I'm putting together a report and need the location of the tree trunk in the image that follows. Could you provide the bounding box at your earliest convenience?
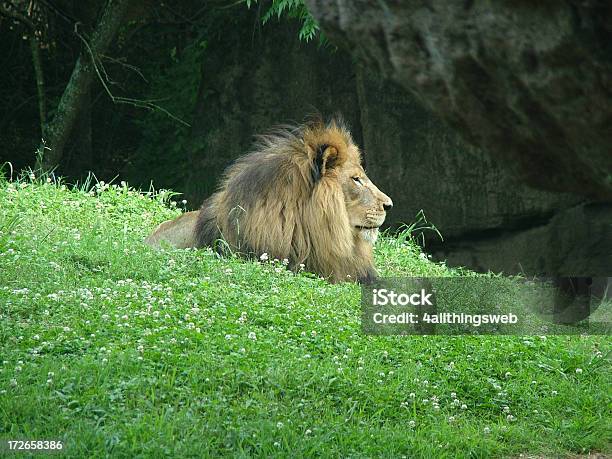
[36,0,132,171]
[0,4,47,144]
[66,88,93,178]
[30,34,46,139]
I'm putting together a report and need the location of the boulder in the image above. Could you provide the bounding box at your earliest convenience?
[305,0,612,200]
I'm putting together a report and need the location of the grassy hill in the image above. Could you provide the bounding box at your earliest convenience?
[0,175,610,458]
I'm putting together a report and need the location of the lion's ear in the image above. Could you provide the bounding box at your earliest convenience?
[312,144,339,182]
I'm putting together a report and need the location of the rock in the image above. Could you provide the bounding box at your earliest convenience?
[305,0,612,200]
[161,6,608,277]
[433,202,612,276]
[356,69,583,241]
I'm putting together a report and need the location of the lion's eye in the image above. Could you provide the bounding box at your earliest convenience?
[352,176,363,185]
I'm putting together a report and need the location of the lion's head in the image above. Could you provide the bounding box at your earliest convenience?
[193,117,392,282]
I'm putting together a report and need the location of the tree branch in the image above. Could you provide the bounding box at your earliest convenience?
[36,0,134,171]
[75,26,190,127]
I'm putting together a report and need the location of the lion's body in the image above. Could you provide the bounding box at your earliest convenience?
[145,118,392,283]
[144,211,198,249]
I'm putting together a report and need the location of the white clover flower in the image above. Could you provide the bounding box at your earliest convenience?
[483,427,491,434]
[276,422,284,428]
[260,253,269,261]
[248,331,257,340]
[408,420,416,428]
[575,368,583,374]
[305,429,312,435]
[450,392,457,399]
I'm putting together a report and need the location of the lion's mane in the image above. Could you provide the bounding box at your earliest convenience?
[194,118,377,283]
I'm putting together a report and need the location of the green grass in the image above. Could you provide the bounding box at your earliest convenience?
[0,175,610,458]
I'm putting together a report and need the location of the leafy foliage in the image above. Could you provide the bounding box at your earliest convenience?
[246,0,322,42]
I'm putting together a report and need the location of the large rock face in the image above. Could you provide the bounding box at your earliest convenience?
[356,69,582,241]
[305,0,612,201]
[175,7,608,276]
[434,202,612,277]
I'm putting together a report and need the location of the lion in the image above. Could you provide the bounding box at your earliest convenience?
[145,117,393,283]
[144,211,199,249]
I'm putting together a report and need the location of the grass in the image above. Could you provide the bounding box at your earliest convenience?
[0,174,610,458]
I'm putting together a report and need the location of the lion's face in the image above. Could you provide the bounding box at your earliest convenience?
[341,160,393,244]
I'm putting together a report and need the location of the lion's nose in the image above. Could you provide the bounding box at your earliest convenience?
[383,199,393,211]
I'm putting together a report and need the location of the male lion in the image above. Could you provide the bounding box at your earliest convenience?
[145,118,393,283]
